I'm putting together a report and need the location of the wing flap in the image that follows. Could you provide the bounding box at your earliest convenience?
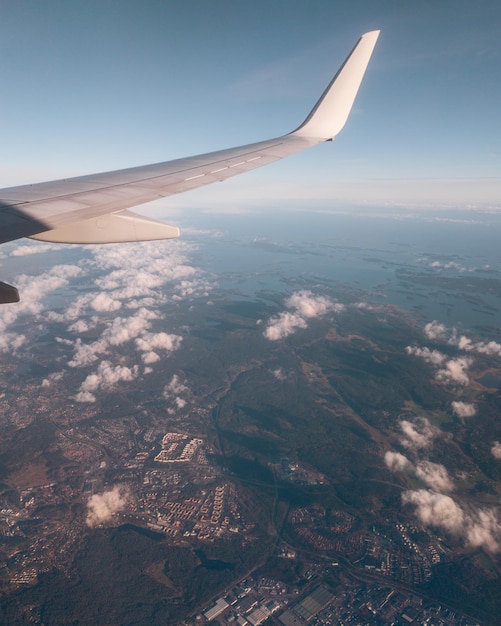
[30,210,180,244]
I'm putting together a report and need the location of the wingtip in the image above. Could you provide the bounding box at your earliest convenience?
[292,29,380,140]
[361,29,381,39]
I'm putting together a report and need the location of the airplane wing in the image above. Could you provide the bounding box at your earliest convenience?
[0,30,379,303]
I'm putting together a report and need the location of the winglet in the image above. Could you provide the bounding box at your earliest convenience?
[292,30,380,140]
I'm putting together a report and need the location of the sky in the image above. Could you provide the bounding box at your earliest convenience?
[1,0,500,213]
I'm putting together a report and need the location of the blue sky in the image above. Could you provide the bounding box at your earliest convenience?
[1,0,500,211]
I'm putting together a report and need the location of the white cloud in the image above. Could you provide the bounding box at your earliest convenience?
[90,292,122,312]
[419,321,501,360]
[454,334,501,356]
[402,490,464,533]
[135,331,182,356]
[405,345,446,365]
[164,374,189,396]
[429,260,466,272]
[491,441,501,460]
[68,308,183,371]
[10,242,64,257]
[0,264,82,353]
[285,291,339,318]
[86,485,130,527]
[384,451,413,472]
[474,340,501,357]
[264,312,307,341]
[75,361,139,402]
[451,401,476,419]
[264,290,343,341]
[271,368,286,381]
[384,451,452,492]
[414,461,454,492]
[163,374,190,413]
[399,417,438,450]
[436,357,472,385]
[402,489,501,553]
[424,321,448,341]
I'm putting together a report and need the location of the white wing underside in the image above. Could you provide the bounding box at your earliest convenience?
[0,31,379,248]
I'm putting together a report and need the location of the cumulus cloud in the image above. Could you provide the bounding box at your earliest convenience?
[473,340,501,357]
[285,291,338,318]
[164,374,189,396]
[405,345,446,365]
[75,361,139,403]
[491,441,501,460]
[264,312,307,341]
[264,290,344,341]
[0,264,82,353]
[10,242,64,257]
[399,417,438,451]
[402,489,501,553]
[384,452,453,492]
[421,320,501,359]
[418,321,501,367]
[135,331,182,361]
[271,368,286,381]
[414,461,454,492]
[429,260,466,272]
[451,401,476,419]
[90,292,122,312]
[436,357,472,385]
[86,485,130,527]
[68,308,182,372]
[163,375,190,413]
[384,451,413,472]
[424,321,448,341]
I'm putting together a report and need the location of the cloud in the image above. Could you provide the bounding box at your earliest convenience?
[75,361,139,403]
[271,368,286,381]
[421,320,501,359]
[402,489,501,553]
[473,340,501,357]
[405,345,446,365]
[424,321,448,341]
[436,357,472,385]
[68,308,182,371]
[414,461,454,492]
[264,312,307,341]
[418,321,501,364]
[384,451,453,492]
[429,260,467,272]
[264,290,344,341]
[10,242,64,257]
[90,292,122,312]
[399,417,438,451]
[135,331,182,361]
[451,401,476,419]
[285,291,339,318]
[491,442,501,460]
[163,375,190,413]
[455,335,501,357]
[164,374,189,396]
[384,451,413,472]
[86,485,130,527]
[0,264,82,353]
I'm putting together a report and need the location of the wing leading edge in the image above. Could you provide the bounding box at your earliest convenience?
[0,30,379,302]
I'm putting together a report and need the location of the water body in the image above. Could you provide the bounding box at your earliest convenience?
[184,208,501,335]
